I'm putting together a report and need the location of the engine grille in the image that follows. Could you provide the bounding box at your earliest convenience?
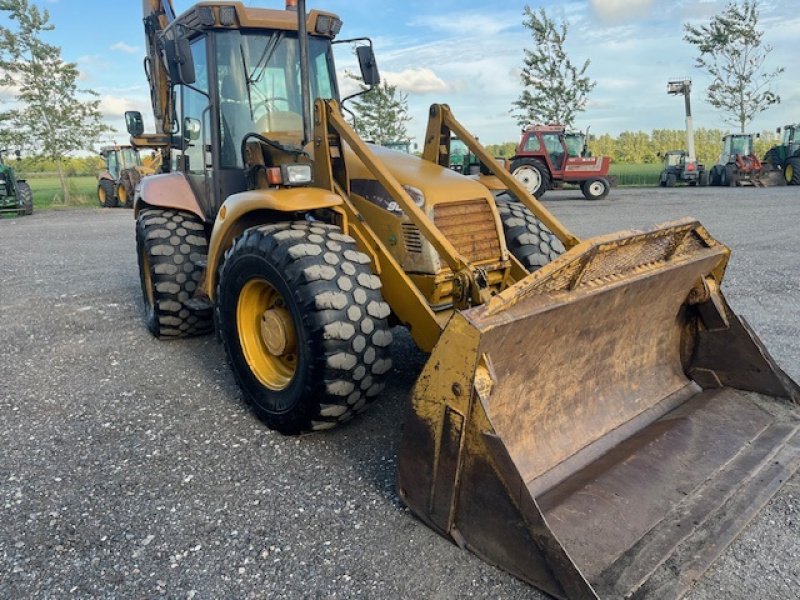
[434,199,502,263]
[402,222,423,254]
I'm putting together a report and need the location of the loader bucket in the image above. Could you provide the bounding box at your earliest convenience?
[398,218,800,600]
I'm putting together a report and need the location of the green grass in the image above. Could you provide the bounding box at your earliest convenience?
[24,176,98,209]
[609,163,663,187]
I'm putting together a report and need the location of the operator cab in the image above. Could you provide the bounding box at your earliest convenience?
[126,2,375,220]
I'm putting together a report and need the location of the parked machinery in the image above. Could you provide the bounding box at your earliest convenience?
[510,124,611,200]
[97,145,155,208]
[709,133,763,187]
[763,124,800,185]
[659,150,709,187]
[130,2,800,599]
[0,149,33,217]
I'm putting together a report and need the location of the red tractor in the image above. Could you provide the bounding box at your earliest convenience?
[510,124,611,200]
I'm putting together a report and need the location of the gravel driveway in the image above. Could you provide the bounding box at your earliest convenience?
[1,185,798,599]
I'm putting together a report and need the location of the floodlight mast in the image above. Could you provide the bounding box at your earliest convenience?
[668,78,696,165]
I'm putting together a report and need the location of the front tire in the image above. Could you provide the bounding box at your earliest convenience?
[98,179,117,208]
[135,208,212,338]
[786,157,800,185]
[510,158,550,199]
[665,173,677,188]
[217,221,393,434]
[581,177,610,200]
[118,169,140,208]
[17,181,33,216]
[495,196,564,271]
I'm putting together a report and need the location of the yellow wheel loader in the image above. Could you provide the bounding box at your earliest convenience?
[130,2,800,598]
[97,145,156,208]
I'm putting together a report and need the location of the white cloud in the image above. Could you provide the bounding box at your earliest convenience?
[409,12,519,37]
[111,42,141,55]
[589,0,654,23]
[99,95,145,118]
[383,68,450,94]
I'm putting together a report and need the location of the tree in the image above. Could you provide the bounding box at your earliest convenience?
[347,74,411,145]
[512,6,595,129]
[0,0,110,202]
[684,0,783,133]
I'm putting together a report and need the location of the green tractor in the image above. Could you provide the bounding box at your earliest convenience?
[0,149,33,217]
[763,124,800,185]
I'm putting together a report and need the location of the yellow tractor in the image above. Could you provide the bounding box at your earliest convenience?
[97,144,156,208]
[129,2,800,598]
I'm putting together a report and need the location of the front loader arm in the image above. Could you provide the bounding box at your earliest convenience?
[423,104,581,250]
[142,0,176,137]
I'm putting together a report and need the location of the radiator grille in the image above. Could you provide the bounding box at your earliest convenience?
[434,199,502,263]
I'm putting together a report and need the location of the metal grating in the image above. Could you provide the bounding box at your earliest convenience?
[433,199,502,263]
[402,222,424,254]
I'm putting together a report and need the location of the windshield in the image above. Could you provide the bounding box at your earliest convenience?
[120,148,141,168]
[565,134,584,157]
[666,153,683,167]
[216,30,337,168]
[728,136,751,156]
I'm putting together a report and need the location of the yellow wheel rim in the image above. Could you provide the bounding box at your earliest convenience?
[118,185,127,204]
[98,186,106,204]
[786,164,794,183]
[237,279,297,391]
[141,247,155,308]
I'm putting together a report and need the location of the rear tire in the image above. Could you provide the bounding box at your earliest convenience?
[217,221,393,434]
[135,208,212,338]
[786,157,800,185]
[17,181,33,216]
[510,158,550,199]
[495,196,565,271]
[699,170,709,187]
[665,173,677,188]
[98,179,117,208]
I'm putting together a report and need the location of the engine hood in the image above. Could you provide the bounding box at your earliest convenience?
[343,144,493,208]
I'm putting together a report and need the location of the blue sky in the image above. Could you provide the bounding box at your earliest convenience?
[14,0,800,145]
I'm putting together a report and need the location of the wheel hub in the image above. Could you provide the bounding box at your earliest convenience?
[260,307,295,357]
[514,167,541,193]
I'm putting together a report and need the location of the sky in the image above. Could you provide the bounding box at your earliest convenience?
[6,0,799,146]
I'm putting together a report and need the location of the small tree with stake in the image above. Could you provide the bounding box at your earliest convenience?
[347,73,411,146]
[0,0,110,203]
[512,6,595,129]
[683,0,783,133]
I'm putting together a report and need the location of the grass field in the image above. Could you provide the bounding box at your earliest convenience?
[23,176,98,210]
[609,163,663,187]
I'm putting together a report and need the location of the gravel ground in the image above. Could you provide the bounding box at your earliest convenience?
[1,185,798,599]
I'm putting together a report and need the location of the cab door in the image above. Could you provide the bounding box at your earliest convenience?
[541,132,567,172]
[174,36,215,219]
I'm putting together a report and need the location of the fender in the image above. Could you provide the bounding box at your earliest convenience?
[202,187,343,299]
[134,172,204,220]
[97,170,114,182]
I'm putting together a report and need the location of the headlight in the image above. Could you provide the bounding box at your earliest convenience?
[219,5,237,26]
[281,163,313,186]
[402,185,425,208]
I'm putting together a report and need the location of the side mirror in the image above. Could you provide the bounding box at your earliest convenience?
[14,150,21,161]
[184,117,201,141]
[776,127,782,134]
[125,111,145,137]
[356,45,380,87]
[163,32,196,85]
[756,133,761,139]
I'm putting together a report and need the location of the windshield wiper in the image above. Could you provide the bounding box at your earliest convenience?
[249,31,284,84]
[239,43,254,119]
